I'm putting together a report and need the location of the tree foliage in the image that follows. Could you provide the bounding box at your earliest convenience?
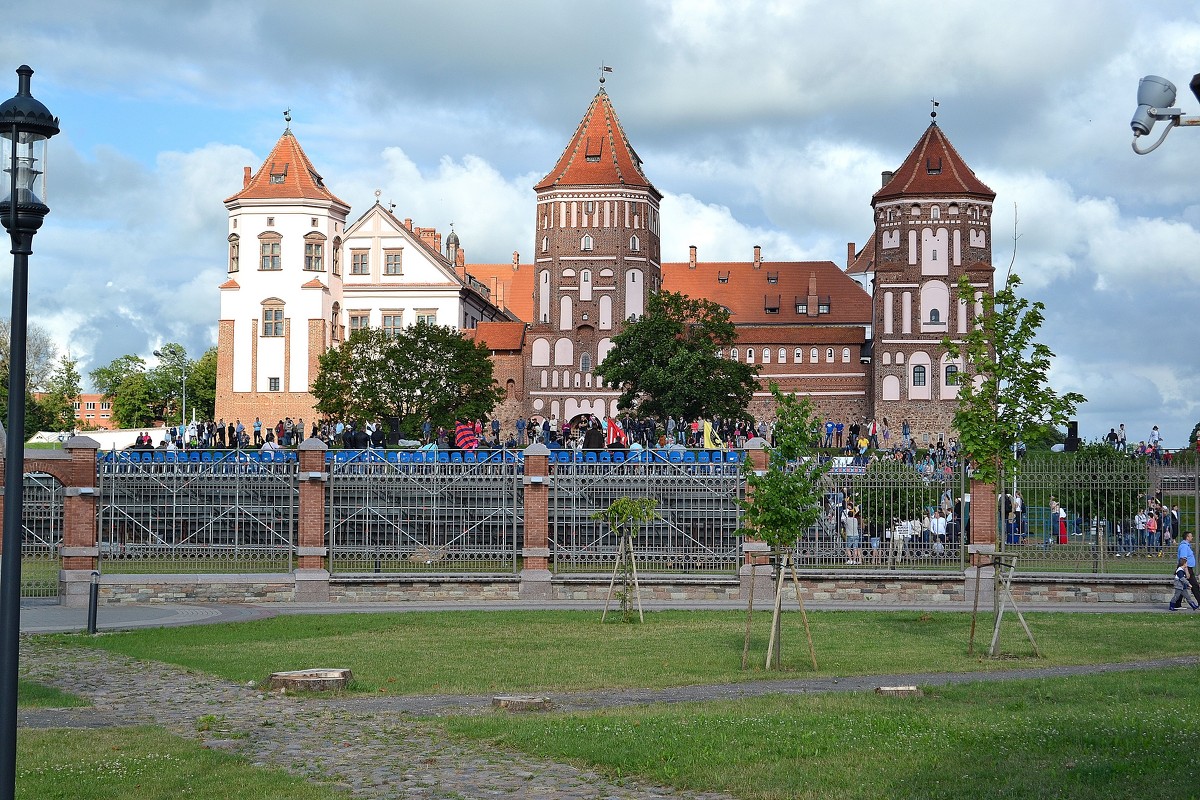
[188,347,218,422]
[0,319,58,392]
[944,273,1086,484]
[739,386,831,550]
[311,322,504,438]
[40,355,82,431]
[596,290,758,421]
[90,354,156,429]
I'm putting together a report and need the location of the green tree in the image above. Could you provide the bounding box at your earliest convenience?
[150,342,191,424]
[188,347,218,422]
[738,386,830,670]
[944,273,1086,484]
[38,355,82,431]
[596,290,758,421]
[90,354,156,429]
[311,322,504,438]
[0,318,59,391]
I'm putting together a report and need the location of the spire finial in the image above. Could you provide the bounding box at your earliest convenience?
[930,98,939,121]
[599,63,613,86]
[283,108,292,130]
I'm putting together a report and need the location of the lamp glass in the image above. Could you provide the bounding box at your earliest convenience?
[0,131,47,207]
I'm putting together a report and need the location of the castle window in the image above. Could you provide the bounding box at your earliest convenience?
[349,313,370,333]
[764,295,780,314]
[929,308,941,323]
[382,313,403,336]
[745,348,754,363]
[842,347,850,363]
[795,302,807,314]
[416,310,437,325]
[384,249,403,275]
[826,348,834,363]
[581,235,594,251]
[228,234,240,273]
[926,158,942,175]
[311,218,318,227]
[303,233,325,271]
[913,365,927,387]
[332,238,341,276]
[331,302,341,343]
[541,236,548,253]
[261,302,284,337]
[810,348,818,362]
[580,353,592,372]
[266,217,274,227]
[258,233,281,271]
[269,377,280,391]
[730,348,739,361]
[931,205,941,220]
[767,272,778,284]
[779,348,787,363]
[762,348,771,364]
[630,235,640,251]
[351,251,369,275]
[718,272,730,283]
[945,364,959,385]
[818,300,831,314]
[585,201,594,213]
[910,204,920,216]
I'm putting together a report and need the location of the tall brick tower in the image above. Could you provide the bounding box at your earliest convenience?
[524,83,662,425]
[869,120,995,445]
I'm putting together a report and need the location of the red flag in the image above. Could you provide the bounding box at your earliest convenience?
[605,417,627,447]
[454,421,478,449]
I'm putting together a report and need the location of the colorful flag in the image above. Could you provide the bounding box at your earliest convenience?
[703,420,726,451]
[604,417,627,447]
[454,420,478,450]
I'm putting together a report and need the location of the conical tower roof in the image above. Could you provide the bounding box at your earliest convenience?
[225,128,349,206]
[873,122,994,203]
[535,87,660,197]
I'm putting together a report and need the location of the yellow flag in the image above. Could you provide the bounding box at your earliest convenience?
[703,420,726,450]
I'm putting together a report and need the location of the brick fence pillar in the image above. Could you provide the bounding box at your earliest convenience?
[968,478,998,567]
[739,437,773,602]
[519,442,552,599]
[294,437,329,602]
[59,437,101,606]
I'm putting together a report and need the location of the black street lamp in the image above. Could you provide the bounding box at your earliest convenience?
[0,65,59,800]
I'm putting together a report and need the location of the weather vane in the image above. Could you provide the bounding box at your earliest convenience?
[284,108,292,130]
[930,99,939,120]
[599,63,613,85]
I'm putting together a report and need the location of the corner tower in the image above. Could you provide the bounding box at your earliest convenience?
[870,120,995,444]
[216,124,351,424]
[526,85,662,424]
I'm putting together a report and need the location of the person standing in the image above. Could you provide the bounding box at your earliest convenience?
[1117,424,1127,451]
[253,417,263,446]
[1178,532,1200,608]
[843,510,862,566]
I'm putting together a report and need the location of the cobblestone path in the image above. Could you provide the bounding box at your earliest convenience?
[19,638,734,800]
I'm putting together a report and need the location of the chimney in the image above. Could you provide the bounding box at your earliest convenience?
[847,242,856,269]
[512,250,520,269]
[881,170,894,188]
[243,166,252,189]
[807,272,819,317]
[688,245,697,269]
[456,248,465,267]
[753,245,762,270]
[404,218,413,231]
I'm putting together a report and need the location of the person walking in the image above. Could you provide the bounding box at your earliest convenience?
[1178,532,1200,608]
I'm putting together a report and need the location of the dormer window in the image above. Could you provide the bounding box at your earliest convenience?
[818,301,831,314]
[767,272,779,284]
[795,302,807,314]
[926,157,942,175]
[717,272,730,284]
[764,295,780,314]
[269,163,287,184]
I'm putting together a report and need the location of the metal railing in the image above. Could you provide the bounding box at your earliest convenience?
[548,449,745,575]
[998,455,1197,575]
[96,449,297,573]
[326,449,523,575]
[21,473,62,598]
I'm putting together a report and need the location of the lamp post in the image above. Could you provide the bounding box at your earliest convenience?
[0,65,59,800]
[153,348,188,435]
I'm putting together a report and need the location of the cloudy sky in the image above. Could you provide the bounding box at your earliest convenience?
[2,1,1198,445]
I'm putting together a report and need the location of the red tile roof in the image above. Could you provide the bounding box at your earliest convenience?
[225,129,349,206]
[535,89,660,197]
[301,277,326,290]
[466,321,527,351]
[846,233,876,275]
[462,262,536,322]
[662,260,871,325]
[219,278,240,290]
[873,123,994,203]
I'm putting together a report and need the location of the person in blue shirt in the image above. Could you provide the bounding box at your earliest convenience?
[1177,531,1200,608]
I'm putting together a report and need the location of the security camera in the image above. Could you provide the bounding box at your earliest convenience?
[1131,75,1176,137]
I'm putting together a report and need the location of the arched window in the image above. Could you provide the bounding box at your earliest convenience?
[331,237,342,276]
[541,236,548,252]
[228,234,240,273]
[762,348,771,364]
[912,365,927,387]
[258,232,282,271]
[945,364,959,385]
[810,348,818,362]
[842,347,850,363]
[581,234,594,251]
[630,235,640,251]
[261,299,284,337]
[580,353,592,372]
[731,348,739,361]
[795,348,803,363]
[930,308,940,323]
[826,348,834,363]
[330,302,341,343]
[745,348,755,364]
[778,348,787,363]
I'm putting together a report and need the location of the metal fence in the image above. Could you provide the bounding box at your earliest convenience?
[548,449,745,575]
[96,450,297,573]
[21,473,62,598]
[326,449,523,575]
[998,455,1198,575]
[786,458,968,571]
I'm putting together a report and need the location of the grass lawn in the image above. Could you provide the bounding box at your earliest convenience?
[441,667,1200,800]
[48,610,1200,695]
[18,680,87,709]
[18,726,349,800]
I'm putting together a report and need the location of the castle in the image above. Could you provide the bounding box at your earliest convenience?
[215,84,995,444]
